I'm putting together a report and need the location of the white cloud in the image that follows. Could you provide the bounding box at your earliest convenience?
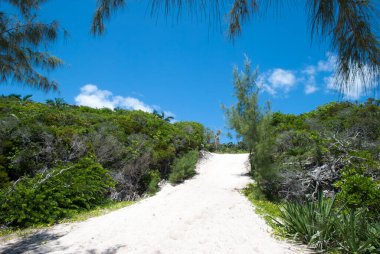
[164,111,176,118]
[75,85,115,109]
[305,84,318,94]
[262,83,277,96]
[303,65,316,76]
[301,66,318,95]
[324,66,376,100]
[258,68,297,96]
[324,75,364,100]
[257,75,276,95]
[115,96,153,112]
[75,84,153,112]
[268,69,297,89]
[317,52,337,72]
[252,51,376,98]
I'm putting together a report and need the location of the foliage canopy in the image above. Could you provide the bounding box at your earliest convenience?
[0,96,206,227]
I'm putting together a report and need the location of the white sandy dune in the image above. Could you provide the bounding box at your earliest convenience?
[0,153,309,254]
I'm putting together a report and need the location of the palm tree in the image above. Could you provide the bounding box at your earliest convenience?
[8,94,21,100]
[92,0,379,92]
[153,110,174,122]
[164,115,174,122]
[46,99,55,106]
[46,98,67,109]
[20,95,33,105]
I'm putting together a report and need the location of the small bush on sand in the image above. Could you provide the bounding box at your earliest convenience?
[141,170,161,195]
[169,150,199,184]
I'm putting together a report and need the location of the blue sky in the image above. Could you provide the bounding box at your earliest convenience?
[1,1,378,141]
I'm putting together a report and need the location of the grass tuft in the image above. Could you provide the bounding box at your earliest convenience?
[243,183,282,232]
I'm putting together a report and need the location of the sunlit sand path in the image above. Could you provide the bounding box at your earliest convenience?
[0,153,308,254]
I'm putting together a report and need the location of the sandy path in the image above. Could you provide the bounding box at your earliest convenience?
[0,153,307,254]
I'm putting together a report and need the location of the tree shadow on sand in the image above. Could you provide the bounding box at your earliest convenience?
[0,231,65,254]
[0,230,126,254]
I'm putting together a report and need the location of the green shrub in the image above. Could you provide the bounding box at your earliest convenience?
[335,165,380,211]
[0,157,114,227]
[141,170,161,195]
[0,167,10,189]
[0,97,206,202]
[169,150,199,184]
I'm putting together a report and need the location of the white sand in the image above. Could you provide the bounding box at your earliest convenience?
[0,153,309,254]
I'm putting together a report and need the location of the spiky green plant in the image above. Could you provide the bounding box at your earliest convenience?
[276,195,336,250]
[369,223,380,250]
[276,196,380,253]
[336,209,377,254]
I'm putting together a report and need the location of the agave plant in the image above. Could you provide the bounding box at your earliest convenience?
[276,195,380,253]
[275,195,337,250]
[369,223,380,250]
[336,209,377,254]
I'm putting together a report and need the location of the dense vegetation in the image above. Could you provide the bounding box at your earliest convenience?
[267,101,380,253]
[225,59,380,253]
[0,96,205,228]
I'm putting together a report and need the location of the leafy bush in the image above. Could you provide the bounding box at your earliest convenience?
[231,97,380,202]
[141,170,161,195]
[0,157,114,227]
[169,150,199,184]
[0,97,206,202]
[0,167,9,189]
[335,164,380,211]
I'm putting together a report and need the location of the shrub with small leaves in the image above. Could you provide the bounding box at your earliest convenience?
[169,150,199,184]
[0,157,114,227]
[335,164,380,211]
[141,170,161,195]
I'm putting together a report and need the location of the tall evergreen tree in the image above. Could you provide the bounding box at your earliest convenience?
[224,57,278,193]
[223,57,261,153]
[0,0,63,91]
